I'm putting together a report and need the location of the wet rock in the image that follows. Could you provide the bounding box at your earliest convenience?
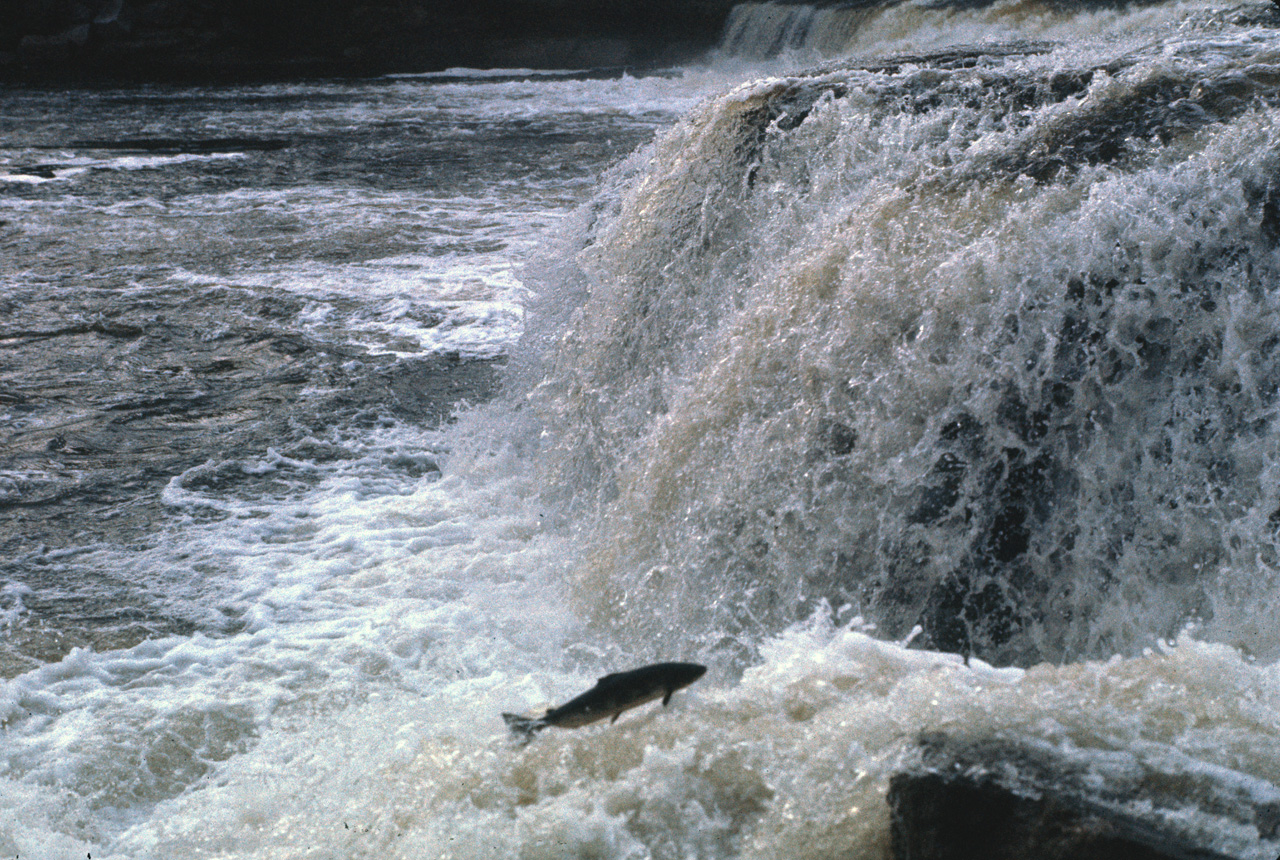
[889,732,1278,860]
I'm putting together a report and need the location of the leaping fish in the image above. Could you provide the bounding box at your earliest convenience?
[502,661,707,739]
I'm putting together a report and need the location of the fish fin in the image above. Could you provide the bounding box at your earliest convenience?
[662,690,672,706]
[502,712,545,740]
[611,711,621,724]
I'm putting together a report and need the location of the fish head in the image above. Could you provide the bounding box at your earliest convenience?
[662,662,707,690]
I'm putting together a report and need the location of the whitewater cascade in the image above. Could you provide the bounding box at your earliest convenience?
[510,21,1280,667]
[717,0,1220,61]
[720,1,869,58]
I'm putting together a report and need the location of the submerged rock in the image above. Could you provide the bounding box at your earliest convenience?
[888,732,1280,860]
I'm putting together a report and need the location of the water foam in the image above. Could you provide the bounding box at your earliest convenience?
[718,0,1222,63]
[63,619,1280,860]
[1,436,585,856]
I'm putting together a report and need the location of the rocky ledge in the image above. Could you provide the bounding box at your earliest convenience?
[889,732,1280,860]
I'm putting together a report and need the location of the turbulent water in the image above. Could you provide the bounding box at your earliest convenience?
[5,1,1280,858]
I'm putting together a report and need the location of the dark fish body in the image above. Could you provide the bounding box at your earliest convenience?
[503,662,707,739]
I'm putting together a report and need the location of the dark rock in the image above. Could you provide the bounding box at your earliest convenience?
[889,732,1278,860]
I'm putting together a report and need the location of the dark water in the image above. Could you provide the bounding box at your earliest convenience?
[0,76,667,674]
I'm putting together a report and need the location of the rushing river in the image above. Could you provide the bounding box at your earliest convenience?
[5,1,1280,857]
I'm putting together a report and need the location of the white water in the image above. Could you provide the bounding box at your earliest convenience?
[717,0,1219,62]
[5,6,1280,860]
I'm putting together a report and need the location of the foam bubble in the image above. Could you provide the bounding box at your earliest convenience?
[81,619,1280,860]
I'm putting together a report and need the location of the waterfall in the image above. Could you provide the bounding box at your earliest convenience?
[514,36,1280,666]
[719,1,874,58]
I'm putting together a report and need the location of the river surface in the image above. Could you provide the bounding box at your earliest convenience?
[0,70,700,675]
[4,2,1280,858]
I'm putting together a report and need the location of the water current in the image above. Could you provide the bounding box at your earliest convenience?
[5,1,1280,857]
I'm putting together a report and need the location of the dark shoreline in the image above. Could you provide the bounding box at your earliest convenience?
[2,0,743,83]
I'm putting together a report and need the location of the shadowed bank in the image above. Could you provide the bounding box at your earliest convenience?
[2,0,742,80]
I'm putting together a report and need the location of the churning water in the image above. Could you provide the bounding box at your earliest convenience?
[5,1,1280,857]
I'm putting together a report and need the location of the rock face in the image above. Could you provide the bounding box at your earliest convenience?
[1,0,742,81]
[888,733,1280,860]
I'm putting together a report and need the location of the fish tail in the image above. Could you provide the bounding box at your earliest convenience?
[502,712,545,739]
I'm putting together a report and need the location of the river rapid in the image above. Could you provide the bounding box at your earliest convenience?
[4,1,1280,858]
